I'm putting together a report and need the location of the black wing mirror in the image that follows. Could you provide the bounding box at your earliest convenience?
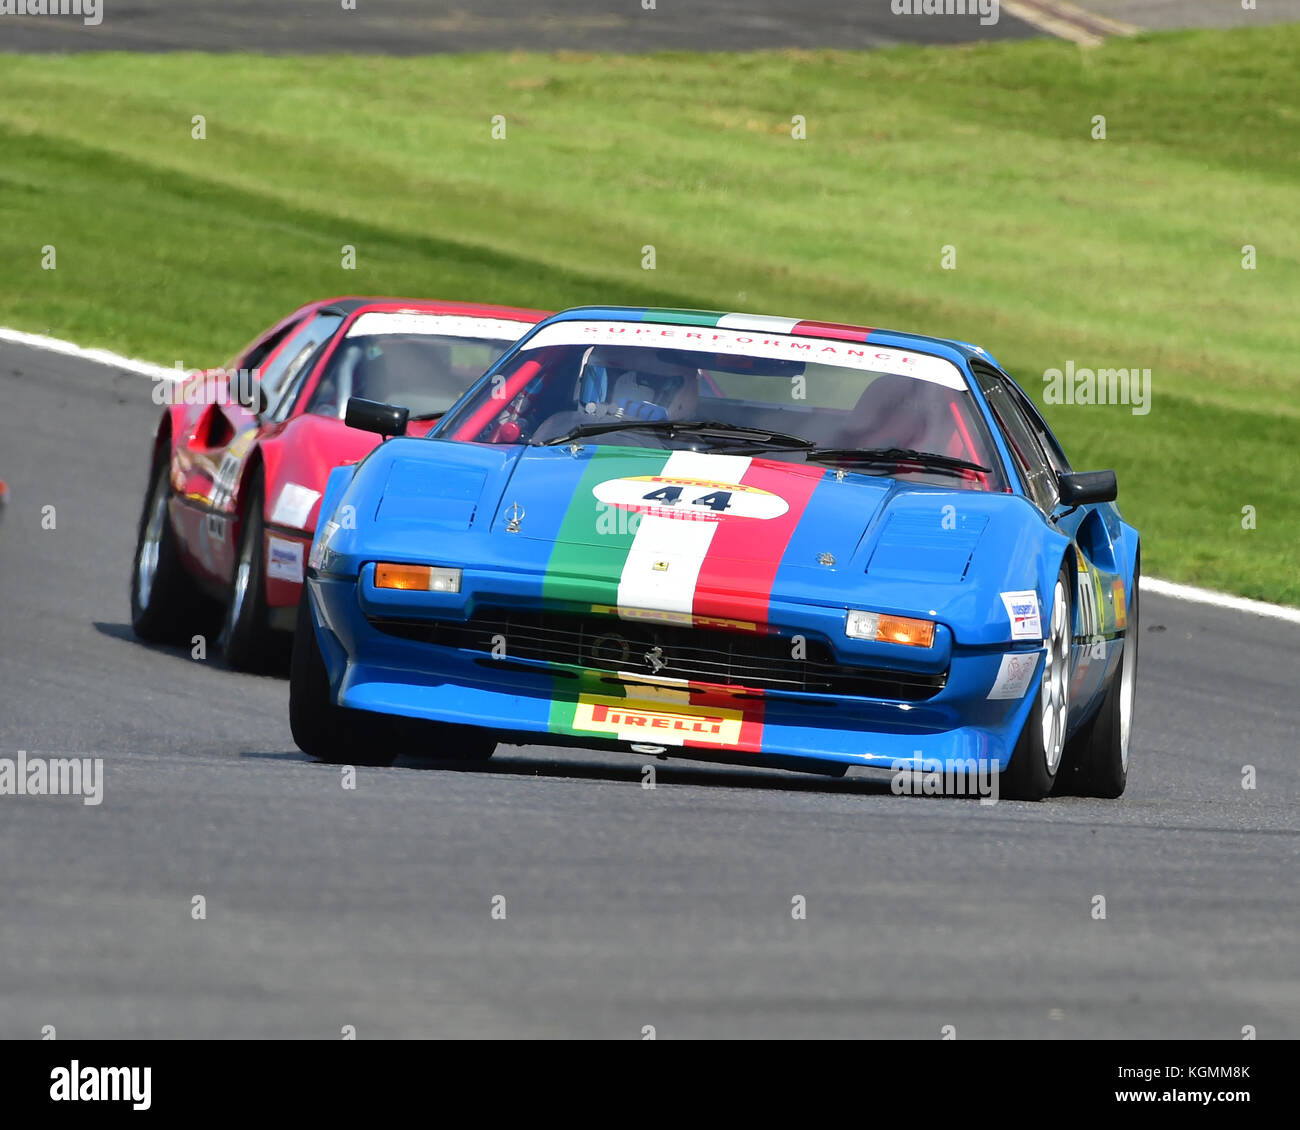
[345,397,409,439]
[1058,469,1117,507]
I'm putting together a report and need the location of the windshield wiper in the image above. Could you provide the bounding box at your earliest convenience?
[409,411,446,422]
[539,418,816,450]
[803,447,990,476]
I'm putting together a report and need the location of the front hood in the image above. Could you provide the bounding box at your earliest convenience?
[480,445,905,630]
[327,439,1067,648]
[494,445,892,567]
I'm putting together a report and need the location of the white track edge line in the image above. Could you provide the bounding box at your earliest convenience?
[0,326,183,381]
[3,324,1297,624]
[1140,577,1300,627]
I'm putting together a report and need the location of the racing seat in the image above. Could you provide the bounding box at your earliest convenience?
[835,373,964,456]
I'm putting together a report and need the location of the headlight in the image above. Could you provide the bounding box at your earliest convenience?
[308,520,340,571]
[375,564,462,593]
[845,609,935,648]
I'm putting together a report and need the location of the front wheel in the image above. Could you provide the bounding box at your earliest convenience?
[289,590,495,766]
[1000,566,1072,801]
[289,587,395,766]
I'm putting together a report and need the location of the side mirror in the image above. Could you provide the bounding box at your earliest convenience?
[345,397,409,438]
[1058,469,1117,507]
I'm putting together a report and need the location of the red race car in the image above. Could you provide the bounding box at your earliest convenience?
[130,296,550,669]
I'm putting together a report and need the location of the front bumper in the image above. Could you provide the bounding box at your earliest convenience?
[308,570,1045,773]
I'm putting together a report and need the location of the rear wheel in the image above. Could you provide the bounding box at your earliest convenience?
[130,444,218,644]
[1056,562,1138,798]
[1000,566,1072,801]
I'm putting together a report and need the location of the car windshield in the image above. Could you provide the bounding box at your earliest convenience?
[307,313,534,420]
[439,318,1007,490]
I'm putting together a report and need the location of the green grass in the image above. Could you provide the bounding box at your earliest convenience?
[0,29,1297,602]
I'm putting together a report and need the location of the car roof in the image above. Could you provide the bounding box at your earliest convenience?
[312,296,553,322]
[539,306,1001,371]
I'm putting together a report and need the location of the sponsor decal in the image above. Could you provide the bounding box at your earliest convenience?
[521,319,967,389]
[1074,552,1106,641]
[1113,579,1127,628]
[266,536,304,583]
[207,431,257,512]
[572,694,746,747]
[986,651,1040,700]
[592,475,789,522]
[270,482,321,530]
[1000,590,1041,641]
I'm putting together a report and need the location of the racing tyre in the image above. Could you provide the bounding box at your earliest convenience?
[387,716,498,763]
[1000,565,1072,801]
[289,588,395,767]
[289,590,492,765]
[1056,561,1138,798]
[131,444,218,644]
[221,466,277,672]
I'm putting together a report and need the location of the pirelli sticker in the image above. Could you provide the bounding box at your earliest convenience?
[572,694,746,747]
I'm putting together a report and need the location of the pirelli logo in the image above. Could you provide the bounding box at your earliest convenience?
[572,695,745,746]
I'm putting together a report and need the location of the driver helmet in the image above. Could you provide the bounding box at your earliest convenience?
[578,346,699,421]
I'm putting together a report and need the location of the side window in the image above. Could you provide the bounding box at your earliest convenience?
[257,312,344,420]
[1009,380,1072,475]
[240,320,302,373]
[975,368,1059,513]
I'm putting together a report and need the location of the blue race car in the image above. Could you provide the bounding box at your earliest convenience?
[290,307,1140,800]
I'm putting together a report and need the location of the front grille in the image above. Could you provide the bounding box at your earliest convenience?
[369,609,947,701]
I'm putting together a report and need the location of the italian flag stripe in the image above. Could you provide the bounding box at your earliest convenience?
[616,451,751,621]
[542,447,669,613]
[791,320,873,342]
[692,458,825,627]
[716,313,801,334]
[543,448,821,753]
[642,309,727,327]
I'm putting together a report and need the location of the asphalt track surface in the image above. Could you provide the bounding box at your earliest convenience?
[5,0,1294,54]
[0,0,1039,53]
[1,340,1297,1039]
